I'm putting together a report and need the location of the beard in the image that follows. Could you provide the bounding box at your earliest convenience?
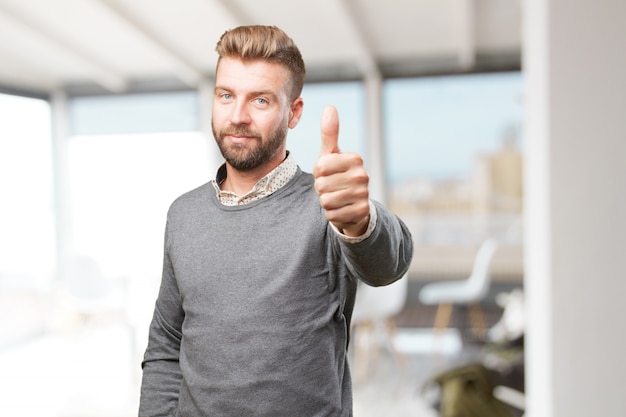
[212,122,288,171]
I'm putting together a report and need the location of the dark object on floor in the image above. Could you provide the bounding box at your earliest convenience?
[426,363,516,417]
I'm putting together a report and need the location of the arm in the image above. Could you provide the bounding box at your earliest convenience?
[139,224,185,416]
[314,106,414,285]
[334,200,413,286]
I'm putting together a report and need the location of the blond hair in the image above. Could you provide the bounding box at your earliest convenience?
[215,25,306,101]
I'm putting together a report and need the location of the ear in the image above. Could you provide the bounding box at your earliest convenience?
[288,97,304,129]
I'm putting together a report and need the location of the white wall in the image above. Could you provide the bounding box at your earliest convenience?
[524,1,626,416]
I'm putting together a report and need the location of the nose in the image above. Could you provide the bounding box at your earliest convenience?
[229,100,251,125]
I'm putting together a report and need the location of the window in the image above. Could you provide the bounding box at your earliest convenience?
[0,93,54,345]
[67,132,211,281]
[0,93,54,288]
[384,72,524,279]
[287,82,366,173]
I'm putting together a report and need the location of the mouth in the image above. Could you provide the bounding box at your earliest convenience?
[220,126,260,145]
[226,134,254,145]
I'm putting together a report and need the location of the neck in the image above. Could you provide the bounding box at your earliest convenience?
[221,168,263,196]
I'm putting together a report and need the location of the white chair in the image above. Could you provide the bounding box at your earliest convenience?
[418,239,499,338]
[350,274,408,380]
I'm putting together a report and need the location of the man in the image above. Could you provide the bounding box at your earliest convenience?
[139,25,413,416]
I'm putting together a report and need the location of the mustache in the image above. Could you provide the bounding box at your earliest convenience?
[219,125,261,140]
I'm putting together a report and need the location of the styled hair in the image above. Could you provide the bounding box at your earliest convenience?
[215,25,306,101]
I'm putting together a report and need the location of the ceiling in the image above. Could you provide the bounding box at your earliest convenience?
[0,0,522,98]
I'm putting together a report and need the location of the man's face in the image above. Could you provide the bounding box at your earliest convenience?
[212,57,302,172]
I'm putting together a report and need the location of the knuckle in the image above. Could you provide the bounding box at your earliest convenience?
[314,155,334,177]
[346,153,364,165]
[355,168,369,184]
[356,187,369,200]
[318,193,332,209]
[357,201,370,216]
[314,176,328,194]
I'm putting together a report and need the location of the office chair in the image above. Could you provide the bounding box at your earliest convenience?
[418,239,499,338]
[351,274,408,380]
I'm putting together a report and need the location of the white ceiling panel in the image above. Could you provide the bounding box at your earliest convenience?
[0,0,522,96]
[352,0,466,58]
[476,0,522,51]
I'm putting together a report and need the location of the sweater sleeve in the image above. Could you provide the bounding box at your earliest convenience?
[337,200,414,287]
[139,221,185,416]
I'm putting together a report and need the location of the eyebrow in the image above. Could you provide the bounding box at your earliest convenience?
[215,85,278,97]
[214,84,231,93]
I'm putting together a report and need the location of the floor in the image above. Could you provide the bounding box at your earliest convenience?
[351,328,470,417]
[0,298,510,417]
[350,300,506,417]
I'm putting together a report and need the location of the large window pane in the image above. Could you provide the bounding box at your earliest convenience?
[384,72,524,280]
[70,92,198,135]
[1,92,213,415]
[288,82,366,173]
[0,93,54,346]
[67,131,211,293]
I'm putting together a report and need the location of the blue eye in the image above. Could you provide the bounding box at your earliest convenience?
[256,98,268,105]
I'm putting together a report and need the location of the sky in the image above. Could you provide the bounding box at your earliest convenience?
[383,72,523,182]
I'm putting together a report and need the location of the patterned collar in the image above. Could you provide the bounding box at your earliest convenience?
[211,153,299,206]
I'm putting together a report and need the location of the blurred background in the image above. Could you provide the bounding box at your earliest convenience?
[1,1,624,416]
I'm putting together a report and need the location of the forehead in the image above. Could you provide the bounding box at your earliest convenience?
[215,57,291,95]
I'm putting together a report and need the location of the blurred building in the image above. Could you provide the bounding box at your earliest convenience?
[472,127,523,213]
[389,127,524,283]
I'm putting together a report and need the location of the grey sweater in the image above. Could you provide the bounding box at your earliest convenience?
[139,168,413,416]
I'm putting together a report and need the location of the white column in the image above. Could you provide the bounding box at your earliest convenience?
[197,78,223,173]
[364,72,386,205]
[524,1,626,416]
[50,90,73,282]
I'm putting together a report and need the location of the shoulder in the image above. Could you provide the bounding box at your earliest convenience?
[295,169,314,188]
[273,170,320,208]
[168,181,215,217]
[285,168,315,194]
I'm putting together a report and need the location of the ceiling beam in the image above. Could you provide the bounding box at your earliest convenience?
[332,0,380,79]
[96,0,205,88]
[458,0,477,69]
[0,3,126,93]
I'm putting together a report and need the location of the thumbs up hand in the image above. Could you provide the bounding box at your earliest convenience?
[313,106,370,237]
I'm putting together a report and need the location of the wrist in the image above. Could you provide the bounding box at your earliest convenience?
[341,215,370,237]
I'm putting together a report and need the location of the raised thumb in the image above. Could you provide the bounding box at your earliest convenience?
[320,105,340,156]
